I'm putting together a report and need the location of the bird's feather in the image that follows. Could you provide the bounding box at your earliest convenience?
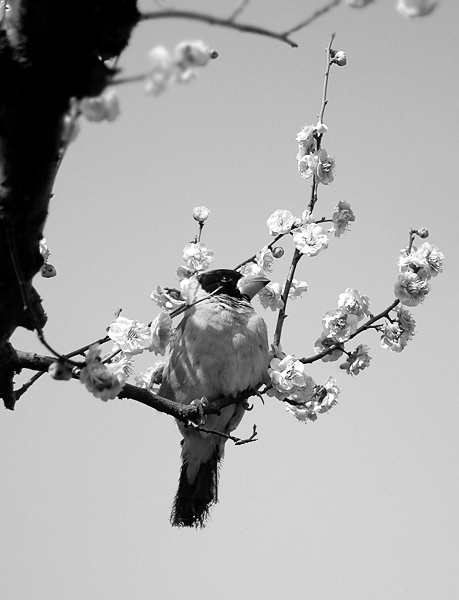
[159,271,269,527]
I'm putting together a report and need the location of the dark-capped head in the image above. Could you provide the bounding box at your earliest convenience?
[197,269,243,299]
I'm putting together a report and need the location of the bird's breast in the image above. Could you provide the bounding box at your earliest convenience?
[161,296,268,404]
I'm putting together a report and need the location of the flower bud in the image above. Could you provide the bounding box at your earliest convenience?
[416,228,429,239]
[293,217,303,228]
[40,263,57,278]
[332,51,347,66]
[315,122,328,135]
[192,206,210,223]
[272,247,284,259]
[48,361,73,381]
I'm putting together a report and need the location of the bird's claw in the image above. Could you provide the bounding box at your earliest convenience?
[190,396,209,426]
[242,400,254,411]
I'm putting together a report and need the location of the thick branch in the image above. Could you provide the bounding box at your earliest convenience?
[0,0,139,347]
[8,349,259,421]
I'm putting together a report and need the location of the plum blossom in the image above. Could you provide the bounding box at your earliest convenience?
[135,361,165,390]
[48,361,72,381]
[80,90,120,122]
[380,306,416,352]
[314,333,344,362]
[267,209,295,236]
[340,345,372,376]
[79,345,126,401]
[398,243,444,280]
[337,288,371,321]
[329,201,355,237]
[175,40,217,68]
[322,377,342,409]
[267,354,316,404]
[293,223,329,257]
[298,149,335,184]
[108,316,151,356]
[256,246,274,273]
[394,272,430,306]
[241,246,274,278]
[322,308,359,343]
[258,282,284,311]
[284,376,342,423]
[296,124,316,160]
[150,311,173,356]
[183,241,214,272]
[151,286,184,311]
[397,0,438,18]
[284,279,308,299]
[146,41,217,94]
[145,46,174,94]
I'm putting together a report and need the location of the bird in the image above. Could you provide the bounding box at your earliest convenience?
[159,268,269,527]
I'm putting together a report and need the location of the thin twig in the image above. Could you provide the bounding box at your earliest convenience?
[283,0,342,36]
[234,233,285,271]
[319,33,336,124]
[299,299,400,364]
[307,33,335,214]
[228,0,249,22]
[139,5,340,48]
[140,10,298,47]
[169,285,223,319]
[192,423,258,445]
[273,248,302,346]
[14,372,44,400]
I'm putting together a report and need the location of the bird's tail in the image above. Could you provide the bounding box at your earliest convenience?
[171,449,220,528]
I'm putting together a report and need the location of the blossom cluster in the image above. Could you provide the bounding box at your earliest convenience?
[380,305,416,353]
[315,289,371,366]
[394,241,443,307]
[79,344,128,402]
[267,347,342,423]
[296,123,336,185]
[78,311,174,401]
[146,40,217,95]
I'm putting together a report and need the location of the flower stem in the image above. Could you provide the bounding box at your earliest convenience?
[234,233,285,271]
[319,33,335,124]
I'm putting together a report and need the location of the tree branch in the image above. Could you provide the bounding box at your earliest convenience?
[7,348,261,422]
[140,1,342,48]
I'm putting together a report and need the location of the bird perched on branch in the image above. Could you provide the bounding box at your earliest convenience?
[159,269,269,527]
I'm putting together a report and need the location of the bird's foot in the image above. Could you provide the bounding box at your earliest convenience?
[189,396,209,426]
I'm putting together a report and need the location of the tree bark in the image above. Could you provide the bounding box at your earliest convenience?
[0,0,139,407]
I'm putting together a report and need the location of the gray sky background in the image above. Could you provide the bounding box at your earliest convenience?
[2,1,459,599]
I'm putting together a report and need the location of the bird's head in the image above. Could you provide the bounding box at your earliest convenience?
[196,269,269,301]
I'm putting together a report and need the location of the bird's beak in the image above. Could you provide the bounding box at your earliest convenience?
[238,275,270,300]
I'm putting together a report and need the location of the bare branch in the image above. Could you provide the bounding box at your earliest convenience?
[283,1,342,37]
[228,0,250,22]
[192,423,258,445]
[140,2,342,48]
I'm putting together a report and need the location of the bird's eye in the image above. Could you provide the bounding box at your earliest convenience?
[220,275,230,282]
